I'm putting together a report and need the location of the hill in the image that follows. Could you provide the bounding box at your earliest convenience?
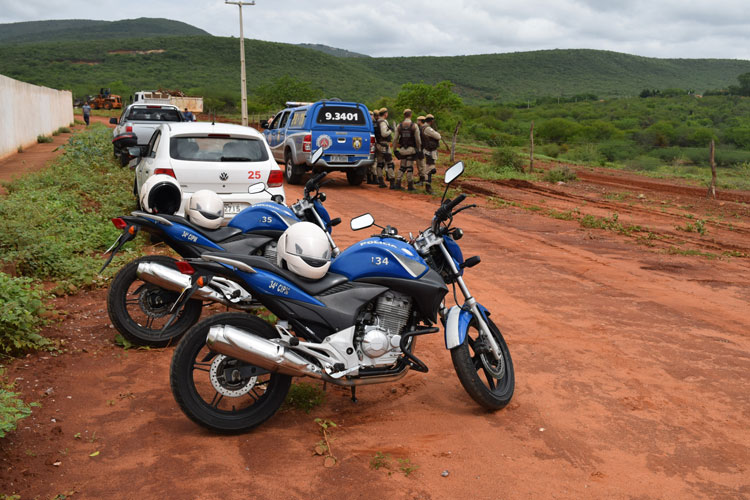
[0,34,748,104]
[0,18,210,44]
[296,43,370,58]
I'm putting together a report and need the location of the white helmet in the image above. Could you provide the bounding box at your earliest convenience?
[277,222,332,280]
[140,174,182,215]
[188,190,224,230]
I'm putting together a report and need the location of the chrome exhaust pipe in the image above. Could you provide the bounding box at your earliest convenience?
[206,325,323,378]
[136,261,228,305]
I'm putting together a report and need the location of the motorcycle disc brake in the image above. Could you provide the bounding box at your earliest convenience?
[137,285,176,319]
[209,355,258,397]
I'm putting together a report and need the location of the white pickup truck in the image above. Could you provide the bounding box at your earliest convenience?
[110,103,186,166]
[133,91,203,113]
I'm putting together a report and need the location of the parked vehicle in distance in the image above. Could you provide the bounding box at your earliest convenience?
[261,99,374,185]
[91,87,122,110]
[110,103,186,166]
[133,90,203,113]
[130,122,285,223]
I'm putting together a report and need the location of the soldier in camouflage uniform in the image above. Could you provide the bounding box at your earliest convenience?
[392,108,422,191]
[415,116,426,186]
[366,110,379,184]
[373,108,395,188]
[420,114,441,194]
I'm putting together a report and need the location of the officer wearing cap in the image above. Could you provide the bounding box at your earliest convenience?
[421,114,441,194]
[392,108,422,191]
[373,108,395,188]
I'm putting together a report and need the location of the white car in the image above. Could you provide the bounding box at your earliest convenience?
[132,122,285,222]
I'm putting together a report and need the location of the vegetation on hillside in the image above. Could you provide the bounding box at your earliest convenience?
[0,18,209,44]
[2,36,750,106]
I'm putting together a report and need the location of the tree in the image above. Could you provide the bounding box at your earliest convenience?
[394,81,462,119]
[253,75,320,109]
[737,72,750,96]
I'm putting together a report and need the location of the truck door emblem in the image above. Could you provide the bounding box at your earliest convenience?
[352,137,362,150]
[219,172,228,181]
[316,135,332,149]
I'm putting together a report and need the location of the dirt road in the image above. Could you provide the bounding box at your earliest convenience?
[1,162,749,499]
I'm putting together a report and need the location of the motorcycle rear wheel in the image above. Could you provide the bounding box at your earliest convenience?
[170,312,291,433]
[451,315,514,410]
[107,255,203,347]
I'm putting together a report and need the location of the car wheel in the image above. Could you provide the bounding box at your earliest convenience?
[284,154,304,185]
[346,166,366,186]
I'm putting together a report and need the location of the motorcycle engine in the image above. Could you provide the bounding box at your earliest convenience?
[262,241,277,263]
[356,291,412,368]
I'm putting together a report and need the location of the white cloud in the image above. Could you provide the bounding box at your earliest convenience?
[0,0,749,60]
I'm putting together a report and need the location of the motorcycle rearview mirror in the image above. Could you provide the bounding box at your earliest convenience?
[311,147,324,165]
[350,213,374,231]
[248,182,266,194]
[444,161,465,185]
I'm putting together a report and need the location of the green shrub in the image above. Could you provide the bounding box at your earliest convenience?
[492,147,525,172]
[543,166,577,183]
[563,143,602,164]
[537,118,580,144]
[0,125,141,286]
[625,155,662,172]
[0,273,50,355]
[539,144,561,158]
[283,382,325,413]
[57,126,71,134]
[36,135,53,143]
[1,375,37,438]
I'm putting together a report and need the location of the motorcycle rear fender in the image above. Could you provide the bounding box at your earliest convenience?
[444,303,490,349]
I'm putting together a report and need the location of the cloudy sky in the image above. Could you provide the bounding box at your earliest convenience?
[1,0,749,60]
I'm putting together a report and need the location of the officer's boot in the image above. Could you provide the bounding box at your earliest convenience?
[414,175,424,186]
[407,179,416,191]
[378,176,387,188]
[424,182,432,194]
[395,179,403,190]
[389,178,396,190]
[367,172,377,185]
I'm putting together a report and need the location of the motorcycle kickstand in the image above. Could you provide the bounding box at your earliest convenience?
[350,386,357,403]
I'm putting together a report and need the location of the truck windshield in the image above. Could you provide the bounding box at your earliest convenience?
[127,108,182,122]
[170,137,269,162]
[315,106,366,125]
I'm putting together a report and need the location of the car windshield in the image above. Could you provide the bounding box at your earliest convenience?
[127,108,182,122]
[170,136,269,162]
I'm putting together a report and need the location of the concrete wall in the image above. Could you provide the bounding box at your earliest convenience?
[0,74,74,160]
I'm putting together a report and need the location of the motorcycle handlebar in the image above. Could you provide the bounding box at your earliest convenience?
[445,193,467,212]
[305,172,327,196]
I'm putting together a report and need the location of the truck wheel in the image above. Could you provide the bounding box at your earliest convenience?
[284,154,304,185]
[346,166,366,186]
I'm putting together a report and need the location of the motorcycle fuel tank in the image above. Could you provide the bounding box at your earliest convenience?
[330,237,428,281]
[228,202,299,233]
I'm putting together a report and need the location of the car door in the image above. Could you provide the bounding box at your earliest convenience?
[136,129,163,194]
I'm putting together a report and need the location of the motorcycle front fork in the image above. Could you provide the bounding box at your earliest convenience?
[438,242,502,361]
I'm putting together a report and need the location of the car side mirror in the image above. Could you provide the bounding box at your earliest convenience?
[109,117,118,125]
[350,213,374,231]
[127,146,142,158]
[260,120,269,129]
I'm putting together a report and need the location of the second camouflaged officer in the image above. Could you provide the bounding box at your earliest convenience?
[420,114,441,193]
[392,108,422,191]
[374,108,395,188]
[367,110,379,184]
[415,116,426,186]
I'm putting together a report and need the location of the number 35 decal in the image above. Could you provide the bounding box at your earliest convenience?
[248,171,261,179]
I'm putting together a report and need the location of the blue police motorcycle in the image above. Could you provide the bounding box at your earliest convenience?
[102,150,340,347]
[169,161,514,433]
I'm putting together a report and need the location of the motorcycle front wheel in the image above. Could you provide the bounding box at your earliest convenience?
[170,312,292,434]
[451,315,514,410]
[107,255,203,347]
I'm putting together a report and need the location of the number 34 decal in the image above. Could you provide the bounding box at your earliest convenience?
[371,256,389,265]
[248,171,261,179]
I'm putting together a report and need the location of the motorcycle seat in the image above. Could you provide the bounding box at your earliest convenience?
[160,215,243,243]
[205,253,348,297]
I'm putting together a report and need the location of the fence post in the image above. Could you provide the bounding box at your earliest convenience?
[707,139,717,199]
[529,121,535,173]
[450,121,461,163]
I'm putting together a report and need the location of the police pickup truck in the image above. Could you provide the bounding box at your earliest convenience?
[262,99,374,185]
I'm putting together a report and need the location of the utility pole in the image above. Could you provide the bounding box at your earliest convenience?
[226,0,255,126]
